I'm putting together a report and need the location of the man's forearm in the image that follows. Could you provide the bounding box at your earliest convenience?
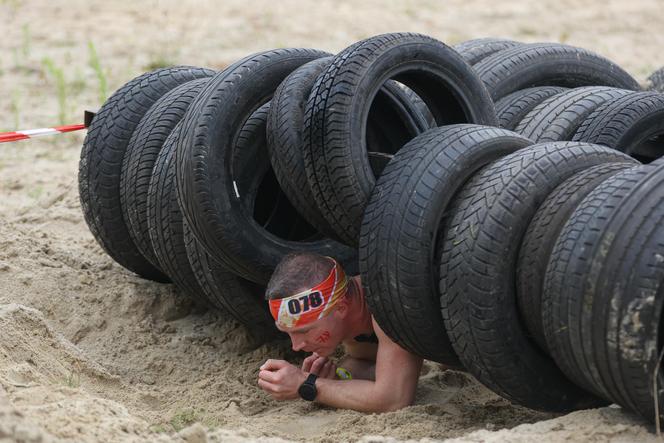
[338,356,376,381]
[314,378,412,413]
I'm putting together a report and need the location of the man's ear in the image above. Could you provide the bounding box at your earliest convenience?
[335,298,350,317]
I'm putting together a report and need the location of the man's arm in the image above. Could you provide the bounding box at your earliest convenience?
[314,319,422,412]
[258,319,422,412]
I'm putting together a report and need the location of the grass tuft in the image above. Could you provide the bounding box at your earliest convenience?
[144,54,175,71]
[88,41,107,104]
[10,90,20,128]
[27,185,44,200]
[21,23,31,57]
[170,409,199,431]
[42,57,67,125]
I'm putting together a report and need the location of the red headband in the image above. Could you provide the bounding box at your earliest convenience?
[269,259,348,329]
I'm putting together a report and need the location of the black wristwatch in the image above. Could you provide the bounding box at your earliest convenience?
[298,373,318,401]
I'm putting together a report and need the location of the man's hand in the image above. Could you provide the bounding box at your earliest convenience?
[257,359,307,400]
[301,353,336,379]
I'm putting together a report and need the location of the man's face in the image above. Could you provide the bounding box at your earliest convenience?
[276,311,343,357]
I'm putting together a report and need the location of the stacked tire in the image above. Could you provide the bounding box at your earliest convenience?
[79,34,497,340]
[79,32,664,425]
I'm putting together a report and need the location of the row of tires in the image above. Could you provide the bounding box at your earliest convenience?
[78,33,664,422]
[364,125,664,422]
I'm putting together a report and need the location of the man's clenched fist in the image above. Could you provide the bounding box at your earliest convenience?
[257,359,307,400]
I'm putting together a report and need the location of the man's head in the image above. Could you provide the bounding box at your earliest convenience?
[266,252,352,356]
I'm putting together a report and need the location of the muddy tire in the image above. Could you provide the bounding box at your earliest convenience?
[360,125,532,364]
[438,142,632,411]
[542,160,664,415]
[120,78,211,273]
[146,122,206,302]
[516,161,638,352]
[182,221,278,343]
[79,66,214,281]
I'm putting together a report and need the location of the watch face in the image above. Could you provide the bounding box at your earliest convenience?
[298,382,317,401]
[298,375,318,401]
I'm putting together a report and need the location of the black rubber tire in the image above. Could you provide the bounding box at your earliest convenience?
[473,43,640,101]
[495,86,568,131]
[646,66,664,92]
[359,125,532,364]
[542,160,664,415]
[516,161,638,353]
[176,48,357,285]
[146,121,206,302]
[515,86,632,142]
[438,141,633,412]
[395,83,437,129]
[78,66,214,282]
[304,32,497,246]
[266,57,336,238]
[120,78,211,273]
[266,57,432,239]
[182,220,279,343]
[453,38,522,65]
[572,91,664,163]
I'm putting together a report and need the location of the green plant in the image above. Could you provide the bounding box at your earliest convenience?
[517,26,538,37]
[149,424,169,433]
[10,90,20,128]
[65,371,80,388]
[21,24,30,57]
[0,0,23,11]
[170,409,199,432]
[27,185,44,200]
[42,57,67,125]
[62,362,82,388]
[88,41,107,104]
[71,68,87,95]
[403,5,417,18]
[558,30,571,44]
[144,54,175,71]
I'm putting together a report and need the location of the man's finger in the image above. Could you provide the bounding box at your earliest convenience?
[302,354,317,372]
[318,361,329,379]
[310,356,328,375]
[260,359,286,371]
[258,369,281,383]
[257,378,281,393]
[321,360,335,379]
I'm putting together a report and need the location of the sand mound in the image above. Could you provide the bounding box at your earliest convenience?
[447,408,657,443]
[1,298,654,442]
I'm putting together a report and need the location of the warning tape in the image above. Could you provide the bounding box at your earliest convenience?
[0,124,86,143]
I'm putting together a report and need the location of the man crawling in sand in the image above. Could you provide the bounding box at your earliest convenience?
[257,252,423,412]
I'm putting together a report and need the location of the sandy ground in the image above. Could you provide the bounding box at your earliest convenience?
[1,0,664,441]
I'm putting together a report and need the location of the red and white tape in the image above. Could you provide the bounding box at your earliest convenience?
[0,124,86,143]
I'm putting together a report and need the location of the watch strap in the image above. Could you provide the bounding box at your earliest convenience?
[298,373,318,401]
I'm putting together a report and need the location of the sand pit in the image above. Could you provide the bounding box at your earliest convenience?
[2,0,664,441]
